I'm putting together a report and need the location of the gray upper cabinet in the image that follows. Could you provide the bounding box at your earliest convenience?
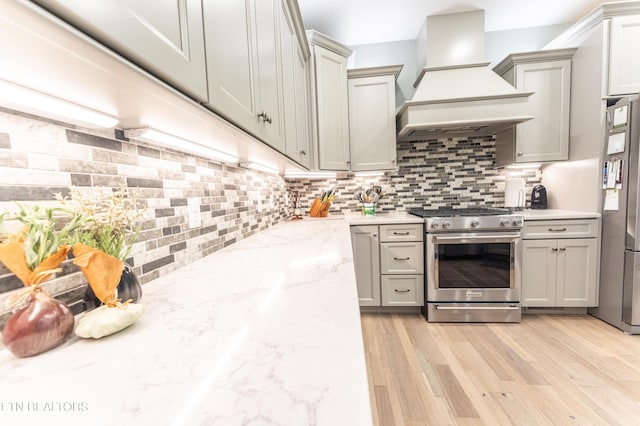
[347,66,402,172]
[280,0,311,168]
[493,48,575,166]
[307,31,352,171]
[32,0,208,102]
[203,0,285,152]
[608,15,640,96]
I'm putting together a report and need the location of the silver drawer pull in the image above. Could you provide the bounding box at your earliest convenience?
[559,247,566,251]
[466,291,483,297]
[394,289,411,293]
[435,305,520,311]
[393,257,410,261]
[393,231,410,235]
[548,228,567,232]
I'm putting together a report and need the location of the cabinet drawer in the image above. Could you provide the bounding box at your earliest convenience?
[379,224,423,242]
[380,242,423,274]
[523,219,599,239]
[381,275,424,306]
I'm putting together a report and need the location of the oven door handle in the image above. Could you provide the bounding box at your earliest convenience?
[431,233,521,244]
[434,305,520,311]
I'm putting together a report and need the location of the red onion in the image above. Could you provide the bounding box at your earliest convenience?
[2,288,75,357]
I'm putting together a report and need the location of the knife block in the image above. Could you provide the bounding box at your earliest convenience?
[310,198,331,217]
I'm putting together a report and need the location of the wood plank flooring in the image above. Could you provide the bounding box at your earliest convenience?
[360,313,640,425]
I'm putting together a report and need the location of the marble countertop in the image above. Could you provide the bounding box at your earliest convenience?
[521,209,601,220]
[343,211,424,225]
[0,219,372,426]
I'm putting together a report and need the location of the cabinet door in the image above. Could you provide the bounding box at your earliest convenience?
[514,60,571,163]
[522,240,557,307]
[35,0,208,101]
[350,225,380,306]
[556,239,598,306]
[381,275,424,307]
[203,0,260,136]
[313,46,350,170]
[293,46,312,168]
[279,0,298,161]
[608,15,640,95]
[348,75,397,171]
[254,0,285,151]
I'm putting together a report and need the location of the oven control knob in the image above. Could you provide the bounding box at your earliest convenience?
[470,220,480,228]
[501,219,511,227]
[442,221,452,229]
[514,218,524,226]
[431,221,440,229]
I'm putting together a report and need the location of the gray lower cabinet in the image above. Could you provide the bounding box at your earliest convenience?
[350,223,424,307]
[522,219,599,307]
[350,225,380,306]
[33,0,208,101]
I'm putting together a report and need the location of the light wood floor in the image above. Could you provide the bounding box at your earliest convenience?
[360,313,640,425]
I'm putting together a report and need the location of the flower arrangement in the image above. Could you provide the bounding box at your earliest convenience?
[56,186,147,339]
[0,204,83,357]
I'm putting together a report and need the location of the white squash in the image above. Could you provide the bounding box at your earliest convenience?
[75,303,144,339]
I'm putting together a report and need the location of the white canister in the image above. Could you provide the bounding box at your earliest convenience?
[505,178,525,208]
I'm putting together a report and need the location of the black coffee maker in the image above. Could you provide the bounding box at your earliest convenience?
[530,185,548,209]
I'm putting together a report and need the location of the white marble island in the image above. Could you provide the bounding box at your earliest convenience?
[0,219,372,426]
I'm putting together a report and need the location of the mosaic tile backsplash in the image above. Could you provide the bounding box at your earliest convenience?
[286,137,542,215]
[0,107,542,327]
[0,109,287,324]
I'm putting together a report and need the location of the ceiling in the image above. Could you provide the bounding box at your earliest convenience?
[297,0,612,46]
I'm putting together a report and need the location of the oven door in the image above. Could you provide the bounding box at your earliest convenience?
[426,232,521,303]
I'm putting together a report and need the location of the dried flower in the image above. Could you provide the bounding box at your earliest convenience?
[56,186,145,261]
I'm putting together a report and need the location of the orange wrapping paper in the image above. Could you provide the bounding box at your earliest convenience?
[0,235,70,286]
[72,243,124,306]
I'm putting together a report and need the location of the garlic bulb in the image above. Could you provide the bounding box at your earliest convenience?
[1,289,75,357]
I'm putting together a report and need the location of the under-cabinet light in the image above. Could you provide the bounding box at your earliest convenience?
[124,127,238,164]
[506,163,542,169]
[284,171,337,179]
[0,79,119,128]
[354,171,385,177]
[240,161,279,175]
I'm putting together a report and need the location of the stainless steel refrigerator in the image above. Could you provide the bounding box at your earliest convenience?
[590,94,640,333]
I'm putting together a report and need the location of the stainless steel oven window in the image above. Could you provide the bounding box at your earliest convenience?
[430,233,520,291]
[435,241,514,289]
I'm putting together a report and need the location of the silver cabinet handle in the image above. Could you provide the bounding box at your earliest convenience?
[552,248,558,252]
[393,232,410,235]
[435,305,520,311]
[372,234,377,237]
[559,247,566,251]
[299,150,306,155]
[517,152,524,156]
[258,111,272,124]
[393,257,410,261]
[548,228,567,232]
[394,289,411,293]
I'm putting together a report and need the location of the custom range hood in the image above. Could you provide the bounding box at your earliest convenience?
[397,10,534,141]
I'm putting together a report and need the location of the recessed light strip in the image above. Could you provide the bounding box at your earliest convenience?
[354,171,385,177]
[240,161,280,175]
[124,127,238,164]
[284,171,337,179]
[0,79,119,128]
[506,163,542,169]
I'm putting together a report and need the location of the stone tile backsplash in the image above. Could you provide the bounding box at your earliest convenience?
[285,137,542,215]
[0,109,287,324]
[0,106,542,327]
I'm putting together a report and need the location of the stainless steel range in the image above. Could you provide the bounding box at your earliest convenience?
[409,207,524,323]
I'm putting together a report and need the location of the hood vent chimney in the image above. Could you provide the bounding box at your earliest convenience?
[397,10,533,141]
